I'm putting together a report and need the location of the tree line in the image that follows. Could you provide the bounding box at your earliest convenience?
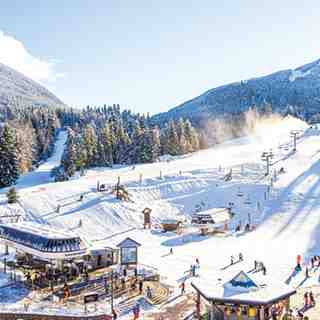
[0,103,204,186]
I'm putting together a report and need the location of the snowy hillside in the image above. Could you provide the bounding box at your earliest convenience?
[3,115,320,318]
[0,62,65,109]
[153,58,320,125]
[3,116,320,287]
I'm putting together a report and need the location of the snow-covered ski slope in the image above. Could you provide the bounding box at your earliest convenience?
[15,130,68,190]
[3,116,320,288]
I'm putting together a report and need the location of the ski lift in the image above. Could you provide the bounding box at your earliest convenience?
[244,196,251,205]
[237,187,244,197]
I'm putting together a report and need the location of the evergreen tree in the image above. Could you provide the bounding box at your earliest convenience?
[6,187,19,203]
[0,125,19,187]
[61,128,78,177]
[163,120,180,156]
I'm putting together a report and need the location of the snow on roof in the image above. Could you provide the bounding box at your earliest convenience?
[116,237,141,248]
[192,268,296,305]
[193,207,232,223]
[161,219,180,224]
[0,221,77,240]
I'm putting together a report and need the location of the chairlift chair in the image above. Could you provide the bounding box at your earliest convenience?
[237,187,244,197]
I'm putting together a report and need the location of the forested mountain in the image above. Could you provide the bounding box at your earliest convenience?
[152,58,320,126]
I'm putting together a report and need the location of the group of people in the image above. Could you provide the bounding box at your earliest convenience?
[303,291,316,308]
[189,258,200,277]
[254,260,267,275]
[230,253,244,265]
[310,255,320,268]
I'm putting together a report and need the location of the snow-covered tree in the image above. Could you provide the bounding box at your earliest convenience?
[0,125,19,187]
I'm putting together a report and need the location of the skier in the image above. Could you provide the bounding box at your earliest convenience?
[170,248,173,255]
[239,253,243,262]
[192,264,196,277]
[146,286,152,299]
[56,204,61,213]
[311,257,314,268]
[180,281,185,295]
[196,257,199,265]
[79,194,84,201]
[262,264,267,275]
[304,292,309,307]
[112,308,118,320]
[230,255,234,265]
[306,267,309,278]
[139,280,143,295]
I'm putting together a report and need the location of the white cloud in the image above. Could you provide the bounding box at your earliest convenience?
[0,30,64,82]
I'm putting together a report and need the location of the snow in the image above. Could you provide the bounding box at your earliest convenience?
[289,69,311,82]
[1,221,79,239]
[3,115,320,317]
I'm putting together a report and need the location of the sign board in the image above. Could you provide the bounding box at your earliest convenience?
[84,293,99,304]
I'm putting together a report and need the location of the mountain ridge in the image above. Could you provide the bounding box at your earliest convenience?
[152,58,320,125]
[0,62,65,109]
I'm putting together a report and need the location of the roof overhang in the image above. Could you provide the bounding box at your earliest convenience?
[191,283,296,306]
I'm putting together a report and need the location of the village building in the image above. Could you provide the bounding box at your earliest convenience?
[192,270,296,320]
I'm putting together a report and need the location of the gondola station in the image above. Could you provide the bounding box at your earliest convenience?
[0,222,118,278]
[0,222,88,260]
[191,269,296,319]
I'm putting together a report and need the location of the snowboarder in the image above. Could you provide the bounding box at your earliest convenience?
[180,281,185,295]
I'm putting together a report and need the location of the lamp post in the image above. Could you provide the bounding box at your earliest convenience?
[290,130,302,152]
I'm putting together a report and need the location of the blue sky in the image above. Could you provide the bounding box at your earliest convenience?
[0,1,319,114]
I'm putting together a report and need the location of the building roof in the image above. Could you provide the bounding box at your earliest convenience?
[192,207,232,225]
[116,237,141,248]
[192,269,296,306]
[0,222,87,259]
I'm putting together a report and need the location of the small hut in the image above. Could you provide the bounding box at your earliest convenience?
[116,237,141,266]
[160,219,182,232]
